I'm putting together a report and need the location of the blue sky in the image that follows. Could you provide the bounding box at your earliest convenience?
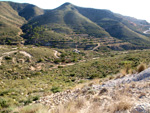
[1,0,150,22]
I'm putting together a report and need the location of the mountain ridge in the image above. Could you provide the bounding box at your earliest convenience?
[0,1,150,50]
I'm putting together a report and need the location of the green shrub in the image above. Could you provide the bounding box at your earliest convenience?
[70,73,75,77]
[71,78,76,82]
[34,72,41,76]
[54,59,61,64]
[24,99,32,105]
[0,89,14,96]
[0,109,11,113]
[49,65,54,67]
[78,80,85,83]
[72,58,77,62]
[32,96,40,101]
[5,56,12,60]
[89,74,99,79]
[38,58,44,62]
[58,66,63,68]
[23,95,40,105]
[51,86,62,93]
[0,98,9,109]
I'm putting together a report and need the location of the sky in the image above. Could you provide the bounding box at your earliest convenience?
[1,0,150,22]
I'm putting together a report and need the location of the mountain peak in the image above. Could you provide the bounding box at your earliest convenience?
[59,2,73,8]
[62,2,72,6]
[57,2,74,10]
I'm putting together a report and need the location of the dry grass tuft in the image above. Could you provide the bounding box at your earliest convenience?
[115,74,121,79]
[98,88,108,96]
[87,102,101,113]
[13,104,50,113]
[110,100,133,113]
[52,97,87,113]
[120,64,135,77]
[114,101,132,112]
[92,96,101,102]
[120,68,128,76]
[108,76,114,80]
[52,103,78,113]
[138,92,146,98]
[75,97,87,109]
[128,69,135,74]
[137,63,147,73]
[88,82,94,86]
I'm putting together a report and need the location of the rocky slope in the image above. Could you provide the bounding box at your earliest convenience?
[35,68,150,113]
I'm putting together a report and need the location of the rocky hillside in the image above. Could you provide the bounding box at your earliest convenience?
[16,67,150,113]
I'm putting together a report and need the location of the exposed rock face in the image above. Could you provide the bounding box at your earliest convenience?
[133,68,150,81]
[131,103,150,113]
[93,68,150,89]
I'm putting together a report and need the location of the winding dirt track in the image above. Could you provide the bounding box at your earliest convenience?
[0,51,17,65]
[92,43,100,51]
[0,49,99,69]
[53,50,60,58]
[51,50,100,69]
[143,28,150,34]
[0,51,32,65]
[19,51,32,58]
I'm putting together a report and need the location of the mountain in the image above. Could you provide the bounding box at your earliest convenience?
[76,6,150,47]
[28,3,109,37]
[0,1,150,50]
[0,2,25,44]
[0,1,44,44]
[8,1,44,20]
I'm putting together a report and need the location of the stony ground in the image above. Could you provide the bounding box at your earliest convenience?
[35,68,150,113]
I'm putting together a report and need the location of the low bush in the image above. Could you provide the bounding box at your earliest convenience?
[24,99,32,105]
[5,56,12,60]
[32,96,40,101]
[38,58,44,62]
[0,98,9,109]
[54,59,61,64]
[51,86,62,93]
[58,66,63,68]
[137,63,147,73]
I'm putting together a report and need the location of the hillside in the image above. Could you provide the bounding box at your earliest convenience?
[8,1,44,20]
[1,44,150,112]
[0,1,150,49]
[0,1,45,45]
[27,3,109,37]
[36,68,150,113]
[0,2,25,45]
[22,2,150,49]
[13,64,150,113]
[76,6,150,47]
